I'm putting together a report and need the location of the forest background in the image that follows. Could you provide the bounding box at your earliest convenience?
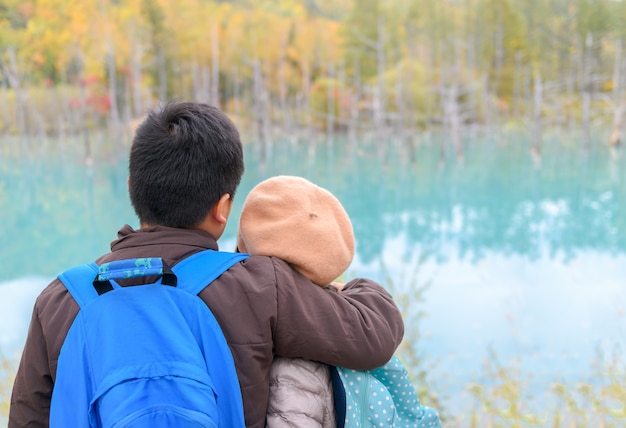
[3,0,626,164]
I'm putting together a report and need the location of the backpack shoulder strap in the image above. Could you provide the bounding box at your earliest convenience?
[57,250,249,308]
[57,263,100,310]
[172,250,249,295]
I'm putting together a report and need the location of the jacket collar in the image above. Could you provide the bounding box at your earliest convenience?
[111,224,219,252]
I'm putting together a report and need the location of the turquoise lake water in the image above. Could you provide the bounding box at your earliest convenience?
[1,135,625,419]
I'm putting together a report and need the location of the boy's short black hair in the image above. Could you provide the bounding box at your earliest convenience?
[129,102,244,228]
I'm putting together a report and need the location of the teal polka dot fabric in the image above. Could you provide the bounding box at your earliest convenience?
[331,355,441,427]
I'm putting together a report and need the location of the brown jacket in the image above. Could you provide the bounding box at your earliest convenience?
[9,225,404,428]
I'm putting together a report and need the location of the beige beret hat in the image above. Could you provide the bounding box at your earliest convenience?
[237,176,355,286]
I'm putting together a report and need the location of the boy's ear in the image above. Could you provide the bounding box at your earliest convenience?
[211,193,232,225]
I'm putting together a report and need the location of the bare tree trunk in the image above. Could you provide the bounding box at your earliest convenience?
[101,0,121,138]
[481,71,493,137]
[31,105,45,146]
[2,48,26,138]
[253,59,269,169]
[326,63,335,139]
[57,113,66,147]
[191,60,210,103]
[442,62,464,165]
[582,32,593,153]
[394,59,406,137]
[489,23,503,146]
[55,75,70,145]
[375,16,387,169]
[278,44,290,139]
[73,49,92,163]
[203,66,211,104]
[348,58,361,154]
[569,38,581,135]
[1,75,8,136]
[131,39,144,118]
[531,73,543,166]
[233,65,241,120]
[174,61,186,101]
[211,21,220,107]
[122,67,132,128]
[403,60,417,135]
[610,38,623,154]
[395,61,415,166]
[513,51,522,119]
[450,84,463,164]
[337,59,347,132]
[302,58,312,140]
[372,84,386,155]
[493,20,504,90]
[106,50,121,133]
[157,49,167,102]
[263,59,273,155]
[325,63,336,157]
[191,60,199,101]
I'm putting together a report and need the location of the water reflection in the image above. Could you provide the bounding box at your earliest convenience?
[335,144,626,265]
[2,140,624,280]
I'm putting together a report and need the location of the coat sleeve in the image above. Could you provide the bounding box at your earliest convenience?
[271,258,405,371]
[9,300,54,428]
[9,280,79,428]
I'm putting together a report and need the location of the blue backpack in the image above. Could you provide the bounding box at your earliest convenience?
[331,355,442,428]
[50,250,249,428]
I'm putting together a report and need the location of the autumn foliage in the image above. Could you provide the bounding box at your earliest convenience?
[1,0,626,156]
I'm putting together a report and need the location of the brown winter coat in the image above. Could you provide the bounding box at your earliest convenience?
[9,225,404,428]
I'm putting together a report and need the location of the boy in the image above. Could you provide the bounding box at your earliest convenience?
[9,102,404,428]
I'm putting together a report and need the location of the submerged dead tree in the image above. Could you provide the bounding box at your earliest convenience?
[299,57,312,140]
[191,60,210,104]
[395,61,416,166]
[441,83,463,164]
[211,21,220,108]
[2,48,26,138]
[347,58,361,153]
[253,58,270,169]
[348,13,388,169]
[326,62,335,139]
[609,38,624,156]
[531,73,543,167]
[130,38,145,119]
[373,16,388,170]
[441,62,466,165]
[106,50,120,134]
[581,32,594,153]
[277,43,292,139]
[1,74,9,136]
